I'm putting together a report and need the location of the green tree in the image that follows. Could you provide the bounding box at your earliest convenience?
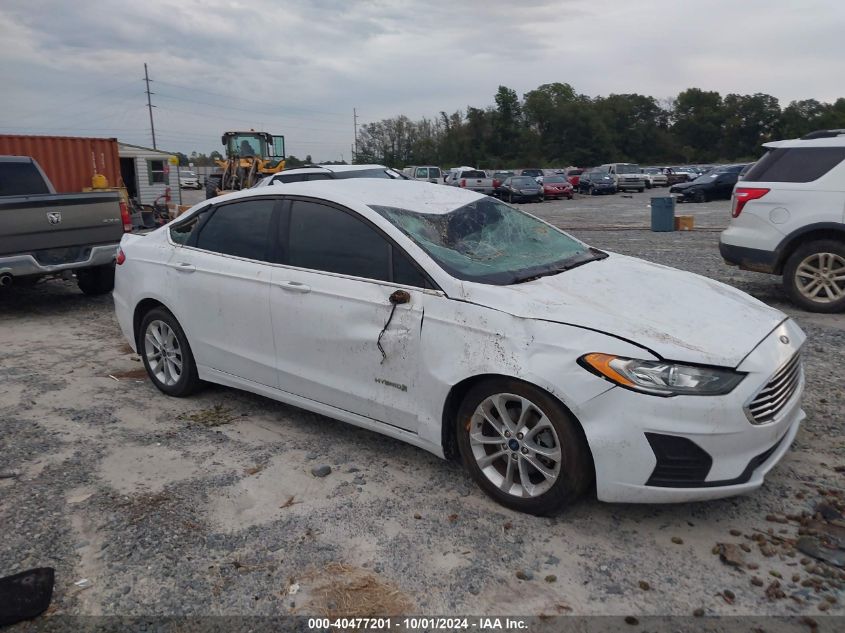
[672,88,724,161]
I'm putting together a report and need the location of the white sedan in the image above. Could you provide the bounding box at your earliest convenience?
[113,180,806,515]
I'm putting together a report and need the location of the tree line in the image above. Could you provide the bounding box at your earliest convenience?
[353,84,845,169]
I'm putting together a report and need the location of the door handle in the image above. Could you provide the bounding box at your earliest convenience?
[278,280,311,293]
[172,262,195,273]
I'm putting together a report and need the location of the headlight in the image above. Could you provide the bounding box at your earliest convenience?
[579,353,745,396]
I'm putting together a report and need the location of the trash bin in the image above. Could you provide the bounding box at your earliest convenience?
[651,197,675,232]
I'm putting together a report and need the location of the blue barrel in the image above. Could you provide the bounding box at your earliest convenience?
[651,197,675,232]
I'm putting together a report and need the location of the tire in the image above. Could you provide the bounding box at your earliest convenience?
[456,378,593,516]
[205,174,222,199]
[589,186,596,196]
[138,307,201,396]
[76,264,115,295]
[693,189,707,203]
[638,188,645,193]
[782,240,845,313]
[508,192,514,203]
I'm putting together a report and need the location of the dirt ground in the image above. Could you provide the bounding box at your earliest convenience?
[1,189,844,623]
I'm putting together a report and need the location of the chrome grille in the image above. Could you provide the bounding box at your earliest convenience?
[745,352,802,425]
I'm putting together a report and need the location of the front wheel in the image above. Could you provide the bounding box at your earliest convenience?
[139,307,201,396]
[693,189,707,203]
[76,264,115,295]
[782,240,845,313]
[508,192,514,203]
[456,379,593,515]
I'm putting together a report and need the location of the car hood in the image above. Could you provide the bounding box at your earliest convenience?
[459,253,785,367]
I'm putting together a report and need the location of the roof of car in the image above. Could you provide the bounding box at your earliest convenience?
[764,135,845,149]
[277,164,391,174]
[213,178,486,215]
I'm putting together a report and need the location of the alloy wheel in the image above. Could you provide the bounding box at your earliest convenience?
[468,393,563,498]
[795,252,845,304]
[144,319,183,386]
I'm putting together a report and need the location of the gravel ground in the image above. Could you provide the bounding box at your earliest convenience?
[1,188,844,623]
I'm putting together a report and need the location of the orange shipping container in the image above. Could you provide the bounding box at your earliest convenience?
[0,134,121,194]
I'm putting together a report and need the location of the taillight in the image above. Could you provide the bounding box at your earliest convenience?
[732,187,770,218]
[116,247,126,265]
[493,179,501,188]
[460,179,466,187]
[119,201,132,232]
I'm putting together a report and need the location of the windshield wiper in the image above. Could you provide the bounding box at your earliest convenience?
[510,248,608,284]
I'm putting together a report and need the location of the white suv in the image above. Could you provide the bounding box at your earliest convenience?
[720,129,845,312]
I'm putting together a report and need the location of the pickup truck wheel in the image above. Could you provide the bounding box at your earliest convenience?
[139,307,201,396]
[783,240,845,313]
[456,378,593,516]
[76,264,115,295]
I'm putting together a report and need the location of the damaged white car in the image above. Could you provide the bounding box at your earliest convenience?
[113,180,805,515]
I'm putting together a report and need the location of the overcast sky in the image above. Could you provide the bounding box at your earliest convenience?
[1,0,843,162]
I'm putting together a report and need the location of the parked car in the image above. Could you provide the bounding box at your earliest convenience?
[179,171,201,189]
[518,168,544,179]
[253,164,407,187]
[578,169,617,195]
[496,176,543,202]
[404,165,442,183]
[670,164,747,202]
[447,169,495,195]
[565,168,584,188]
[598,163,646,192]
[641,167,668,188]
[491,171,515,191]
[444,166,475,185]
[662,168,692,186]
[0,156,128,294]
[114,179,806,515]
[720,129,845,312]
[540,175,574,200]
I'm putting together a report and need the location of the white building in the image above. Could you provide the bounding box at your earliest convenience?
[118,142,175,206]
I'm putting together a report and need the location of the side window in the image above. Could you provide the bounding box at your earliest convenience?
[170,208,208,244]
[305,174,333,181]
[744,147,845,183]
[273,173,310,184]
[288,201,390,281]
[393,249,428,288]
[195,199,276,261]
[415,168,427,179]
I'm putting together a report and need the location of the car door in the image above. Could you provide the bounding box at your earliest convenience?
[167,197,280,387]
[269,198,430,431]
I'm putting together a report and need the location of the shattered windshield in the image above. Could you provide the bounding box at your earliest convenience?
[371,198,601,285]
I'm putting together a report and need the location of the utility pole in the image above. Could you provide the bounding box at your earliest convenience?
[144,63,157,150]
[353,108,358,163]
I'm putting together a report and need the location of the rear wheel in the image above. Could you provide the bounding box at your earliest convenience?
[139,307,201,396]
[782,240,845,313]
[456,379,593,515]
[76,264,115,295]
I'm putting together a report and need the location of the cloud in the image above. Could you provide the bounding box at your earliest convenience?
[1,0,843,160]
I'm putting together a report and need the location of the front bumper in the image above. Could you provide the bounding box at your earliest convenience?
[0,244,118,277]
[580,319,806,503]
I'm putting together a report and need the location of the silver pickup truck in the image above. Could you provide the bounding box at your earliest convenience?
[447,169,495,195]
[0,156,126,294]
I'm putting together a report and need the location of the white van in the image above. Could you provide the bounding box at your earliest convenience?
[599,163,646,192]
[405,165,443,183]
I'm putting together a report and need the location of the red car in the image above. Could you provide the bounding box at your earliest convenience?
[541,175,574,199]
[565,168,583,187]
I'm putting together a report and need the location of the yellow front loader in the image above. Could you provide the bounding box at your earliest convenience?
[206,130,286,198]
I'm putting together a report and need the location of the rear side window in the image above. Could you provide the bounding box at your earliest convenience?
[744,147,845,183]
[415,168,428,178]
[195,199,276,261]
[0,161,49,195]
